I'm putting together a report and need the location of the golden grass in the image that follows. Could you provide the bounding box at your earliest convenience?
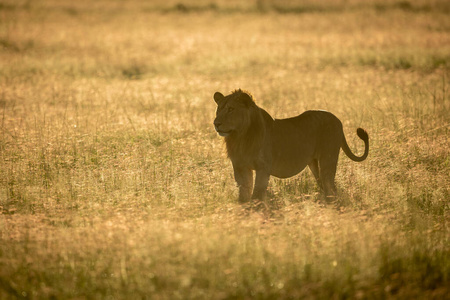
[0,0,449,298]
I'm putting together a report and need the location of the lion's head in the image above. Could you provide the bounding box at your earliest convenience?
[213,89,256,137]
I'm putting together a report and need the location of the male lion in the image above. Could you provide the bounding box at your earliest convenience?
[213,89,369,202]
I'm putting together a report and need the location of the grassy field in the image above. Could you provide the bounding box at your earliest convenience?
[0,0,449,298]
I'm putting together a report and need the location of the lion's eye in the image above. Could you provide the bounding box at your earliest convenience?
[227,107,234,113]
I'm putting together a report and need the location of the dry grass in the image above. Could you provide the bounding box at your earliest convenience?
[0,0,449,299]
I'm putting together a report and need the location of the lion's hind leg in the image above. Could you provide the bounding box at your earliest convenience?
[318,155,339,199]
[308,159,322,189]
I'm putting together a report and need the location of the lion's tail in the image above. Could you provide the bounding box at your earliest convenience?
[341,128,369,162]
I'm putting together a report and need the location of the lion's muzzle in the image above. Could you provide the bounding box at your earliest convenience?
[213,121,231,137]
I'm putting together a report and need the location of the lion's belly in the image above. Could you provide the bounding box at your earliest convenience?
[270,154,311,178]
[270,136,315,178]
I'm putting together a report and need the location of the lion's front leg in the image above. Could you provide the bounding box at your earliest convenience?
[233,165,253,203]
[252,170,270,201]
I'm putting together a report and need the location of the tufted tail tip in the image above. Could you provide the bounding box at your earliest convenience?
[357,128,369,141]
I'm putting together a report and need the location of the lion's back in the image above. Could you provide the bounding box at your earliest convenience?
[274,110,342,140]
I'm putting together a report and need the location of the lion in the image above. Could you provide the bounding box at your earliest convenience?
[213,89,369,202]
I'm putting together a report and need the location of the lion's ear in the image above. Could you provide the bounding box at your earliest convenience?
[214,92,224,104]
